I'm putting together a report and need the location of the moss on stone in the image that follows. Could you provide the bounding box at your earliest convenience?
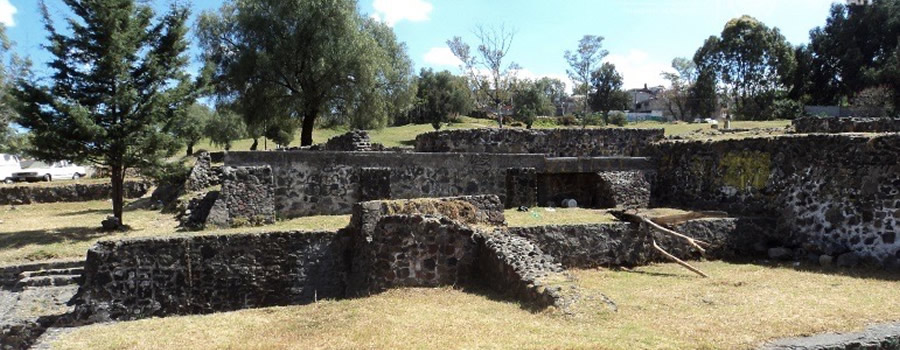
[719,151,772,190]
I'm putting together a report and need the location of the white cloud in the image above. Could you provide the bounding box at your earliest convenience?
[423,47,462,67]
[371,0,432,27]
[0,0,16,27]
[604,50,675,90]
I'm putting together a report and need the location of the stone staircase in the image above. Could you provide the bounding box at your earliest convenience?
[0,260,84,290]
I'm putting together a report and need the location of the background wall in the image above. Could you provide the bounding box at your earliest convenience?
[650,134,900,264]
[415,128,665,157]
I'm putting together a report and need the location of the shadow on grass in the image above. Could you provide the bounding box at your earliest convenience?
[0,227,110,250]
[727,259,900,282]
[55,209,111,217]
[616,268,695,279]
[55,200,152,217]
[398,139,416,146]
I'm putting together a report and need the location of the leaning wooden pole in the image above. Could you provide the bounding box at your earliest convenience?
[652,240,710,278]
[640,217,710,253]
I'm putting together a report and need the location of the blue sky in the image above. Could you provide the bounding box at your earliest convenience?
[3,0,837,90]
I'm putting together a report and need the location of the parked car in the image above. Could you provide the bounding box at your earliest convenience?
[0,154,22,183]
[12,161,87,182]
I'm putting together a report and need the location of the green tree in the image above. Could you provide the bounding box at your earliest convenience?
[695,16,796,120]
[411,69,472,130]
[0,25,29,155]
[512,79,554,128]
[447,24,519,128]
[198,0,415,146]
[534,77,568,116]
[589,63,629,124]
[565,35,608,118]
[205,110,246,151]
[15,0,192,224]
[174,104,214,156]
[660,57,697,120]
[690,39,721,120]
[808,0,900,109]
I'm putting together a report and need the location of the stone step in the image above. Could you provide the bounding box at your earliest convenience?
[19,267,84,279]
[15,274,82,288]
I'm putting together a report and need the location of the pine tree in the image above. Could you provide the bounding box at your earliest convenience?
[14,0,193,225]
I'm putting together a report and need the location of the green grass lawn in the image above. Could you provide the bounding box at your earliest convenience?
[50,261,900,350]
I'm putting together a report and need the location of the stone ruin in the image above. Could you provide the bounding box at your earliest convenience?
[3,124,900,349]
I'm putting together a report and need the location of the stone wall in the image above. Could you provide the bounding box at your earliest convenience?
[414,128,665,157]
[596,170,652,209]
[350,195,506,236]
[793,116,900,133]
[72,230,345,322]
[347,215,479,296]
[210,166,275,226]
[0,181,149,205]
[226,151,544,217]
[508,217,776,269]
[651,134,900,264]
[475,231,587,311]
[225,151,652,217]
[184,152,222,192]
[322,130,379,151]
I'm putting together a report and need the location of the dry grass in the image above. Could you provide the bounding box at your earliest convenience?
[51,261,900,350]
[504,207,689,227]
[0,200,350,266]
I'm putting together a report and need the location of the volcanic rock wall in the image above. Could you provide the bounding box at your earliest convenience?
[793,116,900,133]
[651,134,900,264]
[415,128,665,157]
[0,181,149,205]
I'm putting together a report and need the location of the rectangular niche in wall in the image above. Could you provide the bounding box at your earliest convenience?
[537,173,604,208]
[359,167,392,201]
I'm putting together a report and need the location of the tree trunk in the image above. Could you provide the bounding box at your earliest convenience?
[301,109,317,146]
[250,138,258,151]
[110,164,124,224]
[496,102,504,129]
[186,143,194,156]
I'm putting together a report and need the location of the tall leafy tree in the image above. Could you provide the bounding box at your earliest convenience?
[694,16,795,120]
[534,77,568,116]
[204,110,246,151]
[589,63,629,123]
[447,24,519,128]
[660,57,697,120]
[15,0,192,224]
[173,103,214,156]
[512,79,554,128]
[198,0,415,146]
[688,68,719,119]
[565,35,608,118]
[411,69,472,130]
[0,25,29,155]
[808,0,900,109]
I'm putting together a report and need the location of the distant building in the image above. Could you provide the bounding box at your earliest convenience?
[626,84,669,119]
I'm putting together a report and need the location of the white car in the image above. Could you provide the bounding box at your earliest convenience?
[0,154,22,184]
[12,160,87,182]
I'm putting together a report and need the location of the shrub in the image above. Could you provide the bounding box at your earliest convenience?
[559,115,578,126]
[583,113,605,126]
[771,99,804,120]
[608,111,627,126]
